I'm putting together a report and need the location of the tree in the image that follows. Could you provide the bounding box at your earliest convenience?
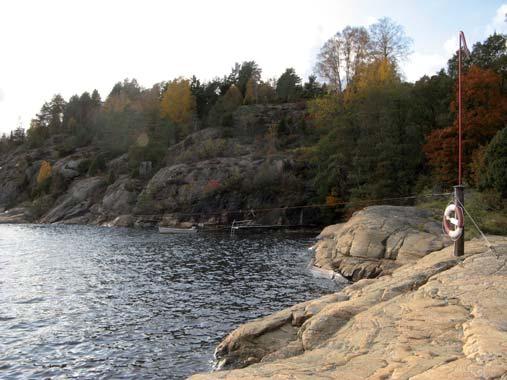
[91,89,102,107]
[276,68,302,102]
[26,119,48,147]
[257,80,277,104]
[315,34,343,93]
[237,61,261,96]
[368,17,412,66]
[190,76,222,121]
[348,82,421,199]
[10,125,26,145]
[37,160,52,185]
[0,133,8,153]
[349,58,399,98]
[316,26,371,92]
[424,66,507,185]
[160,78,196,126]
[207,84,243,127]
[480,127,507,195]
[303,75,325,99]
[103,78,143,113]
[410,70,453,136]
[47,94,66,133]
[448,33,506,82]
[342,26,370,86]
[220,84,243,111]
[99,79,149,154]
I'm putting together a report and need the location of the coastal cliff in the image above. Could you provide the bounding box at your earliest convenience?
[0,103,318,228]
[190,234,507,379]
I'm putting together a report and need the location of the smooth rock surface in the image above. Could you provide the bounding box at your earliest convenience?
[0,207,31,224]
[190,236,507,380]
[100,175,138,216]
[40,176,106,223]
[313,206,452,281]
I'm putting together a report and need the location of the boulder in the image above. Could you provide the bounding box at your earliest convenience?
[140,156,268,215]
[52,157,83,180]
[106,153,129,175]
[0,153,29,207]
[0,207,32,224]
[313,206,452,281]
[40,176,106,223]
[100,175,138,216]
[190,236,507,379]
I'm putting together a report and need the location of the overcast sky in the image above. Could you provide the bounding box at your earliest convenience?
[0,0,506,135]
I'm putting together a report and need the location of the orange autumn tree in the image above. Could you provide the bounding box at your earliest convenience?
[424,66,507,186]
[37,160,52,185]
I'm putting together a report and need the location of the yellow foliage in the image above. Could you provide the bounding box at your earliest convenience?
[352,58,398,94]
[160,78,196,125]
[37,160,52,185]
[343,58,399,104]
[307,95,342,129]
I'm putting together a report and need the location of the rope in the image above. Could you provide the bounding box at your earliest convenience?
[455,199,496,254]
[142,192,452,219]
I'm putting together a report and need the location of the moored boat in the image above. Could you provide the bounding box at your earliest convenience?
[158,226,197,234]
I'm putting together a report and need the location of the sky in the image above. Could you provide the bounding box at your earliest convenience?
[0,0,506,136]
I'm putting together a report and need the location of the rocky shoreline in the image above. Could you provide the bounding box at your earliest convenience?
[189,207,507,380]
[0,104,322,229]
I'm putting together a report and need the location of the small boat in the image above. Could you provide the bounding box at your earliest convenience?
[158,226,197,234]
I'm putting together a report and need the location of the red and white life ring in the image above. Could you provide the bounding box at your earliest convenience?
[443,203,464,240]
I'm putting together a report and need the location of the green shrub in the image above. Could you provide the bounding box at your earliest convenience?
[77,159,91,174]
[251,162,279,190]
[128,141,166,174]
[221,113,234,127]
[136,191,155,214]
[30,195,54,219]
[107,171,117,185]
[88,154,107,176]
[31,176,52,199]
[481,127,507,196]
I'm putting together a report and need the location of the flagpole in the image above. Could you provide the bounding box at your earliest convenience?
[454,31,468,257]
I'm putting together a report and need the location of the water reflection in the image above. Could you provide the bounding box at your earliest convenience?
[0,224,337,379]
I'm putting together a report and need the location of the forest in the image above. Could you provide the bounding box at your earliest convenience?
[1,18,506,229]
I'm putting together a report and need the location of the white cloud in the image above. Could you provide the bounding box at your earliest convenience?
[444,35,457,56]
[485,3,507,35]
[404,52,446,82]
[0,1,505,135]
[0,89,4,102]
[365,16,378,26]
[0,0,363,135]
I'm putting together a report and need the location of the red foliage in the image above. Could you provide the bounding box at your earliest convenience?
[424,66,507,185]
[203,179,221,193]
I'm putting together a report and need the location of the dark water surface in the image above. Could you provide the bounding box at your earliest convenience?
[0,224,336,379]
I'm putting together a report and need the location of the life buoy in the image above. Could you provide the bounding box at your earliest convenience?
[443,203,464,240]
